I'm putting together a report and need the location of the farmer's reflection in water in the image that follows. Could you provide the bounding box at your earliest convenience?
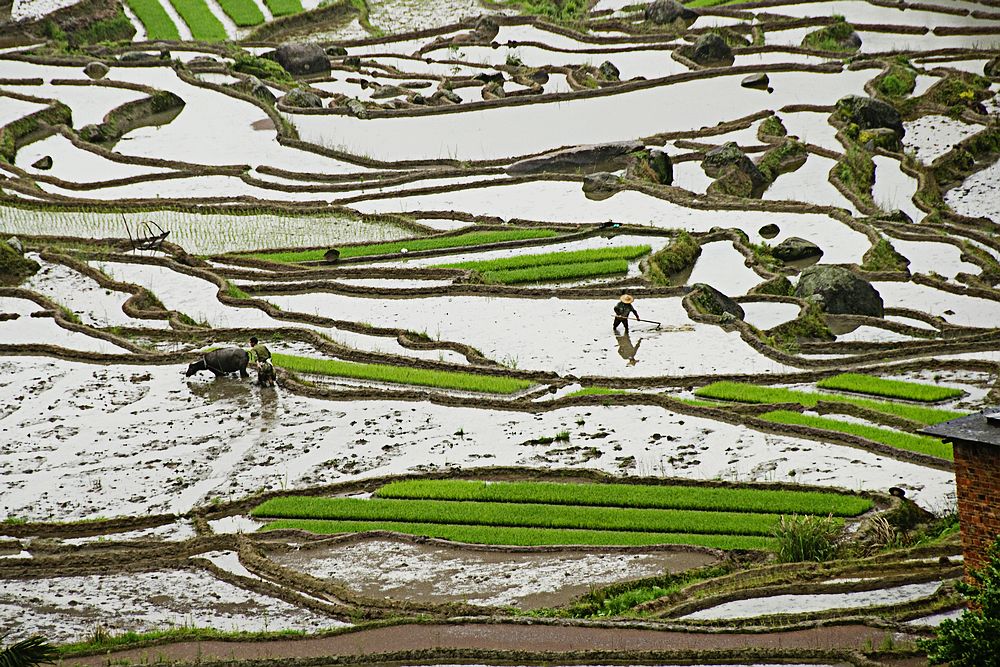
[616,333,641,366]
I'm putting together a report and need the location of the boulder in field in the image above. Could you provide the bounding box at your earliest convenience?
[772,237,823,262]
[795,265,884,317]
[836,95,905,138]
[31,156,53,170]
[84,61,109,79]
[282,88,323,108]
[758,223,780,239]
[507,141,643,175]
[644,0,697,24]
[691,33,733,66]
[274,43,330,76]
[703,142,767,197]
[741,73,769,89]
[599,61,620,81]
[690,283,744,319]
[626,148,673,185]
[0,239,39,284]
[582,172,622,200]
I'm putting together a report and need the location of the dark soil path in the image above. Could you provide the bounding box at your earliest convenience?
[62,621,909,665]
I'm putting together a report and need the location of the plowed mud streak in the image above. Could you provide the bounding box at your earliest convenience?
[59,621,909,666]
[0,0,997,653]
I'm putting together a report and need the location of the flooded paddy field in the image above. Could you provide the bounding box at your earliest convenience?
[1,0,997,662]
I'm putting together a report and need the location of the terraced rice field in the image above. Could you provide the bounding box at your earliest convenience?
[0,0,995,660]
[252,479,873,548]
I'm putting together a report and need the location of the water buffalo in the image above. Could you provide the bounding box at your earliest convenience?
[186,347,249,378]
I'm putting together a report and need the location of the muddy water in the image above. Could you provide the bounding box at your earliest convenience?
[871,155,921,222]
[764,153,859,214]
[0,357,955,521]
[903,115,981,164]
[271,537,716,608]
[945,157,1000,222]
[2,568,344,643]
[682,580,944,620]
[0,296,129,353]
[289,70,872,161]
[16,134,173,181]
[872,280,1000,327]
[685,242,763,295]
[266,291,793,376]
[890,239,979,280]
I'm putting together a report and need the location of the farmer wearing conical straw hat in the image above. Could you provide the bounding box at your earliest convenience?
[613,293,639,334]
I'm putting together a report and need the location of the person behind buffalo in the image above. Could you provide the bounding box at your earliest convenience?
[248,336,274,387]
[613,294,639,334]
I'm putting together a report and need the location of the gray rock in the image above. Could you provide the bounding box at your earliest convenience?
[187,56,219,67]
[474,16,500,41]
[691,283,744,319]
[370,84,409,99]
[529,70,549,84]
[644,0,697,24]
[31,156,53,170]
[741,73,769,89]
[772,237,823,262]
[434,88,462,104]
[119,51,158,62]
[481,81,505,100]
[84,61,109,80]
[599,61,620,81]
[843,31,863,48]
[860,127,902,152]
[702,142,767,197]
[474,72,504,85]
[582,172,622,201]
[985,55,1000,77]
[507,141,643,175]
[274,43,330,76]
[239,75,277,104]
[6,237,23,254]
[282,88,323,108]
[345,98,369,119]
[326,46,348,56]
[691,33,733,66]
[758,223,780,239]
[836,95,905,138]
[795,265,884,317]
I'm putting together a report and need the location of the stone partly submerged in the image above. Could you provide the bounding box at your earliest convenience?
[703,142,768,198]
[507,141,643,175]
[836,95,905,138]
[690,283,745,320]
[282,88,324,108]
[84,61,109,80]
[795,265,884,317]
[626,149,673,185]
[644,0,698,25]
[689,33,734,66]
[772,237,823,262]
[582,172,622,200]
[0,239,40,284]
[272,43,331,76]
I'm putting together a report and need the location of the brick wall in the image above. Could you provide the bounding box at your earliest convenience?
[954,440,1000,572]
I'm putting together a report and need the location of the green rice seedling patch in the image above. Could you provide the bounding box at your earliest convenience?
[816,373,963,403]
[216,0,265,25]
[264,0,303,16]
[694,381,966,425]
[272,353,533,394]
[167,0,228,40]
[761,410,953,460]
[374,480,872,517]
[564,387,630,398]
[252,497,799,535]
[480,259,629,284]
[124,0,181,40]
[248,229,560,263]
[441,246,651,272]
[259,519,778,549]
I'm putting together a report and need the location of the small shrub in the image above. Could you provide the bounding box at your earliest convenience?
[773,513,841,562]
[877,62,917,98]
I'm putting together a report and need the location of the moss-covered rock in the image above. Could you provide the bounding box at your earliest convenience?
[703,142,768,197]
[649,230,701,283]
[801,17,861,52]
[757,115,787,141]
[625,149,673,185]
[0,240,39,284]
[766,302,835,347]
[283,88,323,108]
[773,237,823,263]
[689,33,734,66]
[751,275,794,296]
[862,237,910,272]
[836,95,904,138]
[756,139,807,183]
[858,127,902,152]
[644,0,697,25]
[691,283,744,319]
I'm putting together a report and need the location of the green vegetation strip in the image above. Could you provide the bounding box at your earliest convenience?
[167,0,228,40]
[272,353,533,394]
[253,497,838,536]
[441,246,651,271]
[249,230,560,263]
[694,381,965,426]
[563,387,631,398]
[124,0,181,40]
[261,519,776,549]
[761,410,953,460]
[375,479,872,516]
[481,259,629,284]
[816,373,963,403]
[264,0,303,16]
[216,0,265,25]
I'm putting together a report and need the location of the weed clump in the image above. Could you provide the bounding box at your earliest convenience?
[773,514,841,562]
[0,241,40,284]
[801,16,860,52]
[877,60,917,98]
[233,52,294,83]
[649,231,701,283]
[862,237,910,272]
